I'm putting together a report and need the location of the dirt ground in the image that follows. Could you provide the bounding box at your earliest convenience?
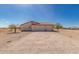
[0,29,79,54]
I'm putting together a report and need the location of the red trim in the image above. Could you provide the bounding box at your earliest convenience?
[32,23,53,26]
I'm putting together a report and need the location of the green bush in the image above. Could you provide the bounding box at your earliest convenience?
[8,24,17,33]
[55,23,63,31]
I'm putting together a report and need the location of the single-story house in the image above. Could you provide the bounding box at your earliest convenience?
[20,21,55,31]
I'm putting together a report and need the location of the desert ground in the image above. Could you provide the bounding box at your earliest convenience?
[0,29,79,53]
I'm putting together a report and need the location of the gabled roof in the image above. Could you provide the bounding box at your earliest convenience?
[20,21,55,27]
[30,21,40,24]
[20,21,40,26]
[32,23,53,26]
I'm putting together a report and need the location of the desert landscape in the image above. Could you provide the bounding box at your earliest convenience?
[0,4,79,54]
[0,29,79,53]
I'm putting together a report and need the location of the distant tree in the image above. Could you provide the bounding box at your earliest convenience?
[55,23,63,31]
[8,24,17,33]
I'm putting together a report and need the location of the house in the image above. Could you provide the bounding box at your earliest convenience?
[20,21,55,31]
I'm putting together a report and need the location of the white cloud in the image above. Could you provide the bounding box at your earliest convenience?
[0,19,11,28]
[16,4,33,7]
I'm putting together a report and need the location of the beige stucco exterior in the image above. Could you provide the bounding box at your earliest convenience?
[20,21,54,31]
[20,22,32,31]
[31,25,53,31]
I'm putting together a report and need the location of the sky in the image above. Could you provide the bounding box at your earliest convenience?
[0,4,79,28]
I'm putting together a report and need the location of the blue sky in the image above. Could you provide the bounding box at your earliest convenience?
[0,4,79,28]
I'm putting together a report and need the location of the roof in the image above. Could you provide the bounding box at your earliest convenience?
[20,21,40,26]
[20,21,55,26]
[32,23,53,26]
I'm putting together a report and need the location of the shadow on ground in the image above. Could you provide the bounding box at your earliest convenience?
[21,30,57,32]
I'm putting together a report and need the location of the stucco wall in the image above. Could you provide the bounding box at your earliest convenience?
[20,22,54,31]
[20,22,32,31]
[31,25,53,31]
